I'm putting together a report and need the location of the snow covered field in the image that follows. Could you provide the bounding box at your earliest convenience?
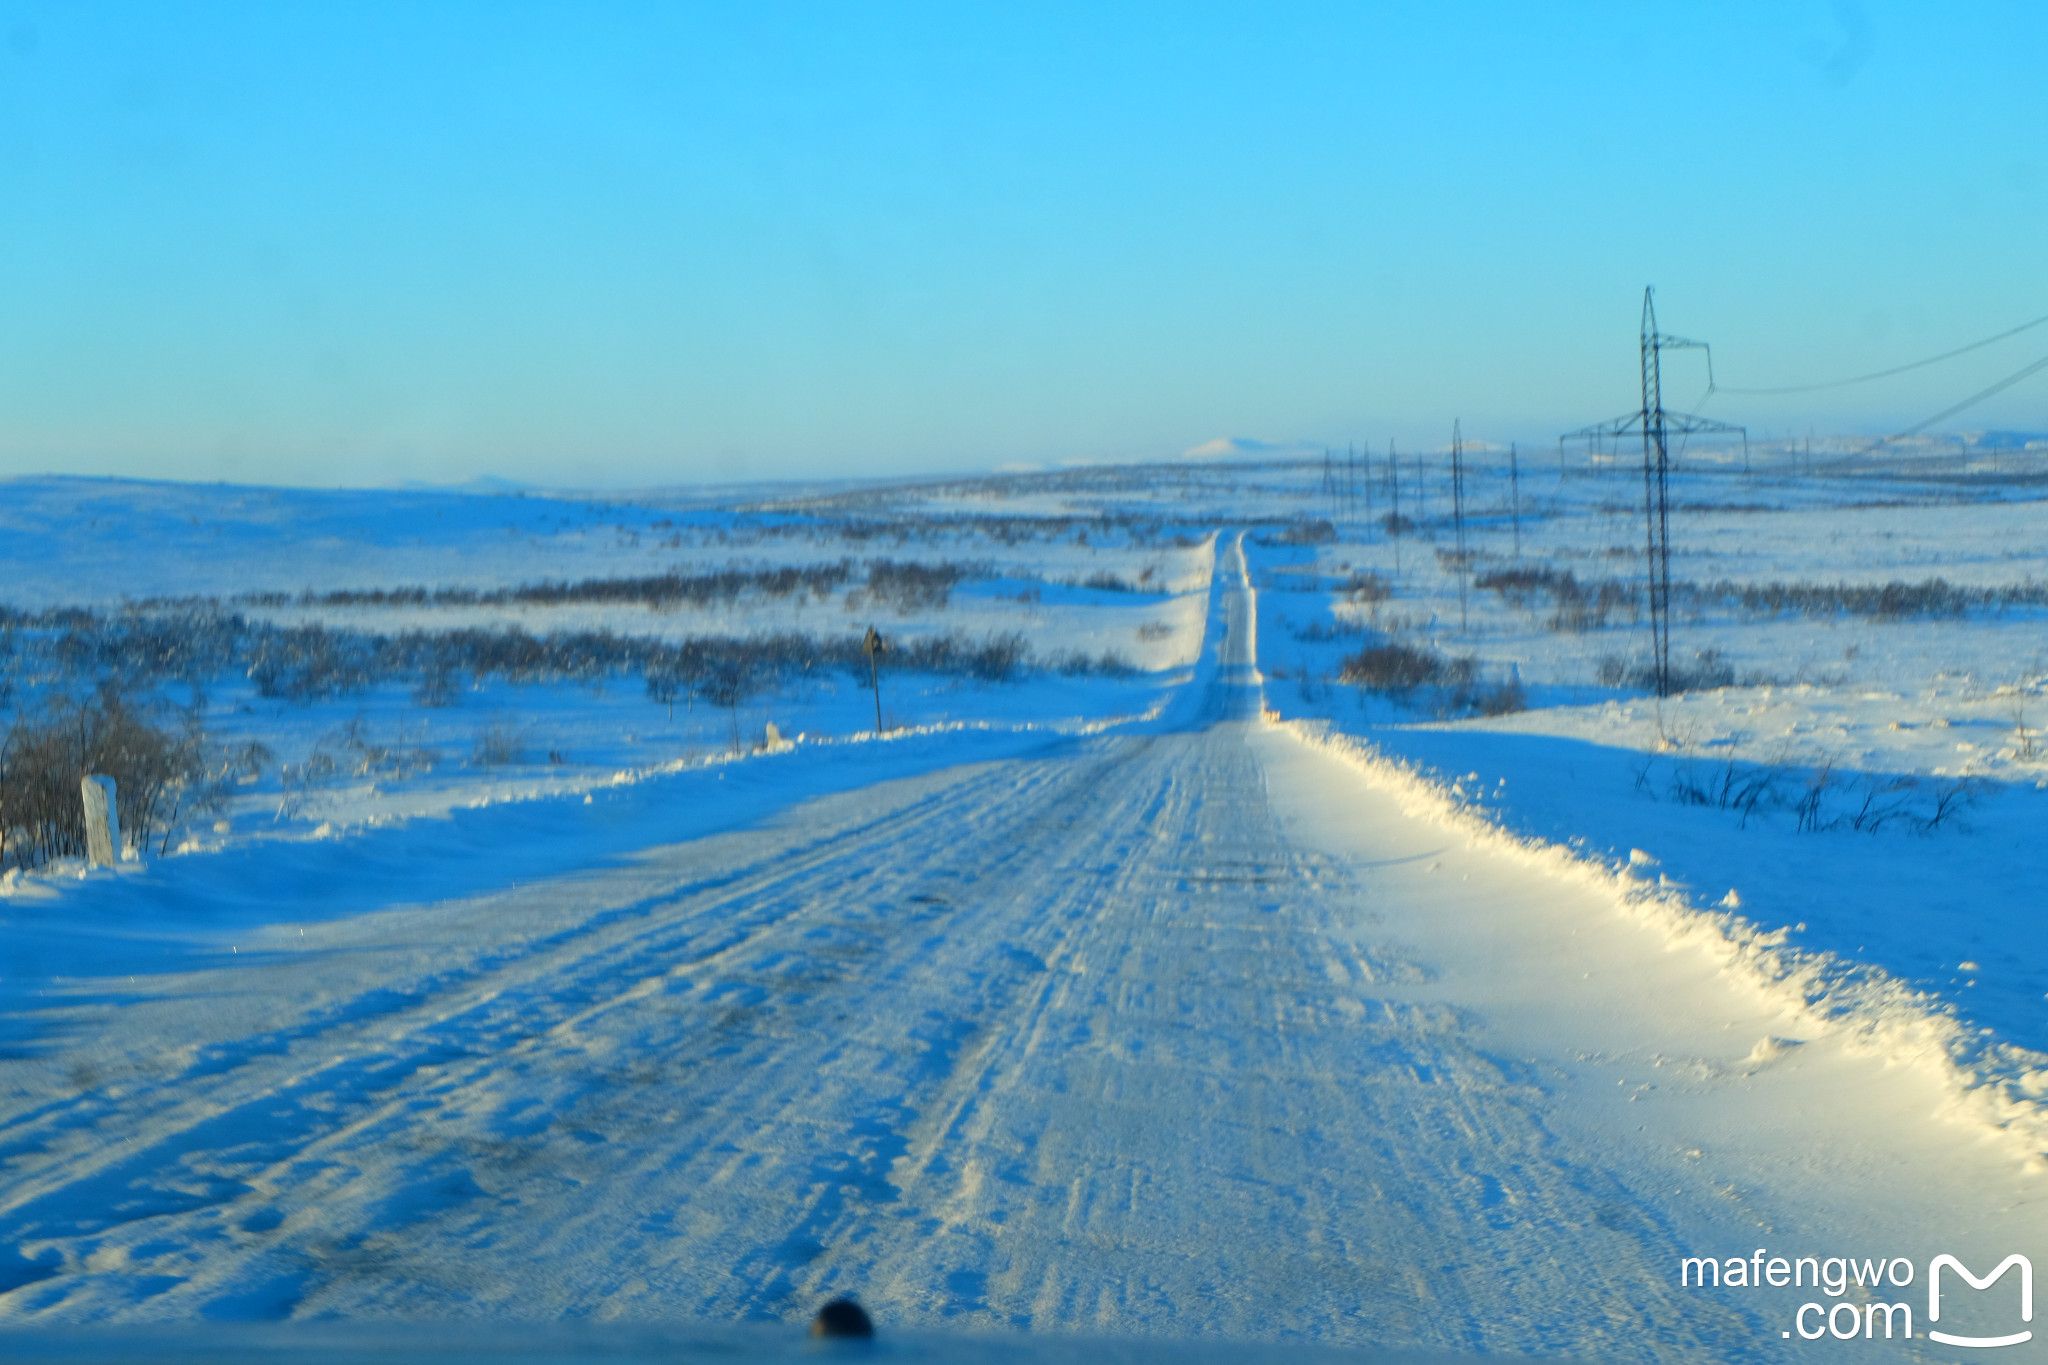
[2,455,2045,1359]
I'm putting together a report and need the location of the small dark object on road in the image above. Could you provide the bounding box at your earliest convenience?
[811,1297,874,1339]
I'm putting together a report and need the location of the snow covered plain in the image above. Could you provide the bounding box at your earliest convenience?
[1,452,2044,1360]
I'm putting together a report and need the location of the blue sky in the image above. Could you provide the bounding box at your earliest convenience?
[0,2,2043,487]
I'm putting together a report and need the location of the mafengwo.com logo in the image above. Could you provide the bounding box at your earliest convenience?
[1681,1249,2033,1346]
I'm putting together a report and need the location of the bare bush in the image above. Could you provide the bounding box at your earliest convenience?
[1844,773,1920,832]
[1341,572,1392,605]
[2007,694,2038,760]
[248,624,378,702]
[1649,741,1983,837]
[861,560,984,612]
[1049,648,1139,677]
[1793,755,1837,833]
[1476,566,1636,632]
[1471,676,1527,717]
[645,641,711,720]
[1924,777,1983,829]
[412,666,462,708]
[1666,748,1779,827]
[0,686,264,870]
[470,718,526,768]
[1264,520,1336,546]
[1596,649,1734,693]
[1340,643,1443,696]
[946,631,1031,681]
[1338,643,1525,718]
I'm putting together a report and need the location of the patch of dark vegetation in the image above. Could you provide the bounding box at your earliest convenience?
[1697,577,2048,621]
[1,607,1121,721]
[1048,648,1139,677]
[1596,650,1737,693]
[349,561,851,609]
[850,560,988,612]
[729,499,1206,549]
[1338,642,1525,718]
[1475,566,1639,632]
[272,715,442,821]
[1632,745,1982,836]
[1340,571,1393,605]
[1070,566,1162,593]
[1475,566,2048,630]
[1258,519,1337,547]
[1339,642,1443,694]
[176,559,1002,615]
[1,684,268,872]
[1293,619,1368,643]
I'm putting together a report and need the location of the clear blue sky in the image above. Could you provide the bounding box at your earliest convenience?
[0,2,2043,486]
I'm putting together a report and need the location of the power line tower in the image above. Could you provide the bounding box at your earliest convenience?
[1561,288,1747,698]
[1449,419,1468,632]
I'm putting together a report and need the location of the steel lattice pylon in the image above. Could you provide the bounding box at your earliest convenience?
[1561,288,1748,697]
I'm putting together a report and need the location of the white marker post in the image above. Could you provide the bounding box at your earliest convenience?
[81,775,121,867]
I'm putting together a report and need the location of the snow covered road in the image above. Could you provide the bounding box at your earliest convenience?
[1,540,2037,1359]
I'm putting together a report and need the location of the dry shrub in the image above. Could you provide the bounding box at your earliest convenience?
[1596,649,1734,693]
[1704,577,2048,621]
[1475,566,1636,632]
[1,686,267,870]
[1340,643,1445,695]
[1342,572,1392,605]
[1340,642,1524,718]
[861,560,984,611]
[470,718,526,768]
[1263,520,1336,546]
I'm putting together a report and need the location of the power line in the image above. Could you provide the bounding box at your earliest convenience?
[1717,309,2048,395]
[1855,347,2048,456]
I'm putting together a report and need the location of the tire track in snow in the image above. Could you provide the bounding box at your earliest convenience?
[0,756,1070,1266]
[0,540,1793,1358]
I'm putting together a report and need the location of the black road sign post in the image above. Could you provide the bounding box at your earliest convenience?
[863,625,887,735]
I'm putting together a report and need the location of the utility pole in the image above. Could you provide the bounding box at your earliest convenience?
[1450,420,1469,632]
[1388,440,1401,579]
[1509,441,1522,559]
[1560,288,1747,698]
